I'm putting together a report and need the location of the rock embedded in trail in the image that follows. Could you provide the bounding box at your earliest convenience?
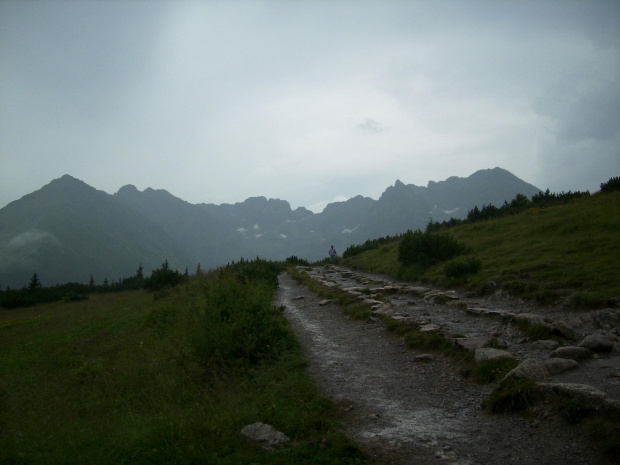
[454,336,495,352]
[578,334,615,353]
[549,346,592,361]
[475,348,516,363]
[531,339,560,351]
[544,358,579,375]
[503,359,549,382]
[515,313,547,326]
[547,320,578,340]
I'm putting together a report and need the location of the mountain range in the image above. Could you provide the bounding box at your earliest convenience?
[0,167,541,288]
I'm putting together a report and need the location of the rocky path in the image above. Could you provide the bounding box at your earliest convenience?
[274,265,620,464]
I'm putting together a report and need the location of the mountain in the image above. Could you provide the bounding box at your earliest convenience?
[0,168,540,288]
[0,175,192,288]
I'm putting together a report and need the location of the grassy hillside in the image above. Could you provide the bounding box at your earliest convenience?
[342,191,620,308]
[0,260,363,465]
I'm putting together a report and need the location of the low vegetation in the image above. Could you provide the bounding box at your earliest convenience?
[0,259,364,465]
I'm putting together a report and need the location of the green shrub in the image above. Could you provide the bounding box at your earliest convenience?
[472,358,518,384]
[443,256,482,278]
[398,229,468,267]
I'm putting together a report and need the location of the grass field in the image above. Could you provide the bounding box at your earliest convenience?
[0,261,364,465]
[343,191,620,308]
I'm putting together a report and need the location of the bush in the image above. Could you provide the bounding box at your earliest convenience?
[398,229,468,267]
[343,235,396,258]
[443,257,482,278]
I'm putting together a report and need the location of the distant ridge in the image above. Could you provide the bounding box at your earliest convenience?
[0,168,541,287]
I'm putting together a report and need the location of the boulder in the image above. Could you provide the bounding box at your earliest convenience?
[544,358,579,375]
[318,299,333,306]
[454,336,495,352]
[549,346,592,361]
[419,323,442,333]
[578,334,615,353]
[547,321,577,340]
[503,359,549,383]
[371,305,395,317]
[241,422,290,451]
[403,286,431,296]
[475,348,516,363]
[590,308,620,331]
[537,383,620,417]
[531,339,560,351]
[515,313,546,326]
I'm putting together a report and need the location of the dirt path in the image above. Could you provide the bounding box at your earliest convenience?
[274,269,612,464]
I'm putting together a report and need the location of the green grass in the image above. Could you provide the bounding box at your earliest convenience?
[343,192,620,308]
[0,262,364,465]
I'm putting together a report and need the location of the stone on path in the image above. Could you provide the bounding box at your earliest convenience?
[544,358,579,375]
[549,346,592,361]
[454,336,495,352]
[531,339,560,351]
[515,313,546,326]
[475,348,516,363]
[241,422,290,451]
[547,321,577,340]
[578,334,615,353]
[503,359,549,383]
[318,299,333,306]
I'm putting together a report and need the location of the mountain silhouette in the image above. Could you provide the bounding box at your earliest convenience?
[0,168,540,288]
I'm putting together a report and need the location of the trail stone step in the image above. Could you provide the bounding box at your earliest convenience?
[544,358,579,375]
[475,348,516,363]
[549,346,592,361]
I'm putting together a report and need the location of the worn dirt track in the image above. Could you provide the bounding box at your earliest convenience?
[274,269,609,465]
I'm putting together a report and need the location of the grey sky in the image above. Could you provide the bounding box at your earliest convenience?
[1,0,618,212]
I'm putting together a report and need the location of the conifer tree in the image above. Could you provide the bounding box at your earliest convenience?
[28,272,42,292]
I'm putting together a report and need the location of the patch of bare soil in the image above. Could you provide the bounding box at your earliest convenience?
[274,266,619,465]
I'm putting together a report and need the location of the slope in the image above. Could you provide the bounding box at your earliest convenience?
[342,191,620,308]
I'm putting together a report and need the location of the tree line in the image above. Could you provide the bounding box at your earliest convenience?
[0,261,196,309]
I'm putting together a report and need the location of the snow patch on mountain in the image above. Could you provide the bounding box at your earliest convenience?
[342,225,360,234]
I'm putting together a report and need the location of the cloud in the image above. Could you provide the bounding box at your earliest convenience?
[356,118,385,135]
[0,0,618,210]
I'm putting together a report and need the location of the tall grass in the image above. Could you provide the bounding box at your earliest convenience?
[343,192,620,308]
[0,260,363,464]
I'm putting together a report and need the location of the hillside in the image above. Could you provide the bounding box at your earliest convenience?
[342,191,620,309]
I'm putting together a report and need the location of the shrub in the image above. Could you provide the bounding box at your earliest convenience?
[472,358,518,384]
[443,257,482,278]
[398,229,468,267]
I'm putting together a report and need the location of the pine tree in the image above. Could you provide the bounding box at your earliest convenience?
[136,263,144,280]
[28,272,42,292]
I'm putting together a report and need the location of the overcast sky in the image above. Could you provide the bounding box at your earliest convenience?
[1,0,619,212]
